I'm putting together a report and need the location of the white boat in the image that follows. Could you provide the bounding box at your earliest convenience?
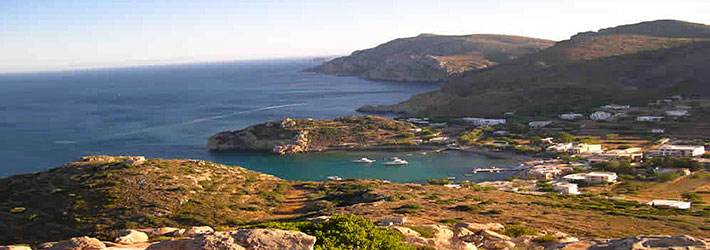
[326,176,343,181]
[384,157,409,166]
[353,157,376,163]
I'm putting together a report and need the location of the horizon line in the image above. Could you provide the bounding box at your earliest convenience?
[0,54,341,75]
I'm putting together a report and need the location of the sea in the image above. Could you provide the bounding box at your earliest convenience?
[0,59,519,182]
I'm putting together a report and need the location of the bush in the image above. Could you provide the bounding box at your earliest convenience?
[395,204,422,214]
[451,204,485,212]
[505,224,538,237]
[408,226,436,238]
[682,192,702,202]
[534,234,557,243]
[249,215,415,250]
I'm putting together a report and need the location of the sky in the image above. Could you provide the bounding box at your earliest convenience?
[1,0,709,73]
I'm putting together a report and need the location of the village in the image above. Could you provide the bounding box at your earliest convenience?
[398,96,710,211]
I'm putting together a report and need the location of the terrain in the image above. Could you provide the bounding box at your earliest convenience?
[3,156,710,248]
[359,20,710,117]
[208,115,439,154]
[305,34,554,82]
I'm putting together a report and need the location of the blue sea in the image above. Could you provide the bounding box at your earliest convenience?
[0,59,519,182]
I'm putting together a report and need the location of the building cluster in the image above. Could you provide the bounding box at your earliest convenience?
[462,117,507,126]
[546,143,602,154]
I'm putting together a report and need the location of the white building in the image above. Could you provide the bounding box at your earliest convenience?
[405,118,430,125]
[552,181,580,195]
[562,172,617,184]
[665,110,689,117]
[585,172,618,184]
[527,165,572,180]
[648,200,692,210]
[653,168,691,176]
[602,147,643,159]
[570,144,603,154]
[656,145,706,157]
[636,116,664,122]
[462,117,507,126]
[602,104,630,110]
[590,111,613,121]
[559,113,584,120]
[651,128,665,134]
[547,143,573,152]
[529,121,552,128]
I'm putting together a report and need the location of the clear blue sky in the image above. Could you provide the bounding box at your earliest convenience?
[1,0,708,73]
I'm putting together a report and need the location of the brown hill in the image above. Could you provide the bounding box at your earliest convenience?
[305,34,554,82]
[359,20,710,117]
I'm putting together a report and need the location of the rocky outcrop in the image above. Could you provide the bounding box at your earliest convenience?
[208,116,422,154]
[305,34,554,82]
[550,235,710,250]
[207,118,309,153]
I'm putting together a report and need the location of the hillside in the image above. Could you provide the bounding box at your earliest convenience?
[359,20,710,117]
[305,34,554,82]
[0,156,288,244]
[3,156,710,248]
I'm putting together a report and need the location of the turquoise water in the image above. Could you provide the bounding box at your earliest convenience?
[0,59,517,182]
[209,150,519,183]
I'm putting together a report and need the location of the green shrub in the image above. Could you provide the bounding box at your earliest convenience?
[534,234,557,243]
[395,204,422,214]
[246,215,414,250]
[408,226,436,238]
[505,224,538,237]
[451,204,485,212]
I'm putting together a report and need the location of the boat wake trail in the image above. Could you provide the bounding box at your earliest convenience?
[104,103,308,139]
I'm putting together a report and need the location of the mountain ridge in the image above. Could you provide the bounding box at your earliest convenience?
[358,19,710,117]
[305,34,555,82]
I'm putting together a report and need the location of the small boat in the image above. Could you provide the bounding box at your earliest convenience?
[446,176,456,180]
[352,157,376,163]
[384,157,409,166]
[326,176,343,181]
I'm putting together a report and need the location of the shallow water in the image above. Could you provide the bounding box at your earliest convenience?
[0,59,517,182]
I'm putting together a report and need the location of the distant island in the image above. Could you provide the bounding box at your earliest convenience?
[304,34,554,82]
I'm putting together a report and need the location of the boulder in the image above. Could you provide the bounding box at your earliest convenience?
[147,232,246,250]
[391,226,421,238]
[453,227,476,240]
[232,229,317,250]
[115,230,150,244]
[455,222,505,232]
[376,217,407,226]
[0,246,32,250]
[183,226,215,236]
[39,236,106,250]
[451,241,479,250]
[418,225,454,240]
[138,227,181,237]
[480,230,515,250]
[305,216,331,223]
[480,230,512,242]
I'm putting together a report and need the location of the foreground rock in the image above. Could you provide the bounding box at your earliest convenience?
[8,228,316,250]
[551,235,710,250]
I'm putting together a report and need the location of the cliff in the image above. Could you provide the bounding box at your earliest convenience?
[360,20,710,117]
[208,115,432,154]
[305,34,554,82]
